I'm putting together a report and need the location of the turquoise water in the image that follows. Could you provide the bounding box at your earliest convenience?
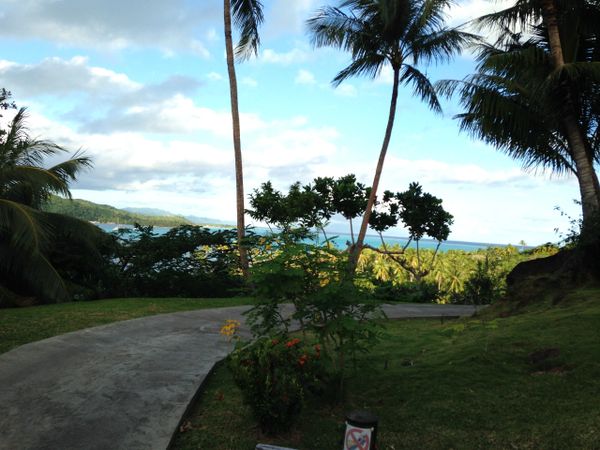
[97,223,505,252]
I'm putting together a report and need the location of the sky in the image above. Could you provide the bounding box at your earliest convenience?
[0,0,587,245]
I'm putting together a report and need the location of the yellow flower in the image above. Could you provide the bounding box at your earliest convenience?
[220,319,241,340]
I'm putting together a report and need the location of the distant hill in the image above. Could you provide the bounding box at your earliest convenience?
[123,207,177,217]
[42,196,193,227]
[124,208,234,227]
[184,215,234,227]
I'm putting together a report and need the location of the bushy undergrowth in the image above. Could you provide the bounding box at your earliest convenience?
[359,244,558,304]
[228,335,325,434]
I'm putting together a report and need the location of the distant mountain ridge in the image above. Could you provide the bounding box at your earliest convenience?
[122,207,234,226]
[43,196,193,227]
[122,207,176,217]
[43,196,235,228]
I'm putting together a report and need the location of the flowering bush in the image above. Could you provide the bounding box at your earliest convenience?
[220,319,241,340]
[227,335,324,434]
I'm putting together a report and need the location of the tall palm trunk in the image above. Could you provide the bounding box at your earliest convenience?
[349,66,400,273]
[224,0,249,277]
[541,0,600,223]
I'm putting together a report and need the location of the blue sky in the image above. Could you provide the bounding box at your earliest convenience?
[0,0,586,245]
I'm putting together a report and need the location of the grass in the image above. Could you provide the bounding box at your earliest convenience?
[0,296,253,354]
[171,288,600,450]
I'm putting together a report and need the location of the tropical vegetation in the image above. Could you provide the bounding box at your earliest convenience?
[439,0,600,236]
[0,93,100,305]
[172,288,600,450]
[307,0,472,270]
[42,195,194,227]
[223,0,264,277]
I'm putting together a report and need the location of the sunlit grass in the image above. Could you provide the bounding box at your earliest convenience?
[172,289,600,450]
[0,297,253,354]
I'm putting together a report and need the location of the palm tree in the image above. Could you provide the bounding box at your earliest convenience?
[0,107,93,303]
[474,0,600,229]
[438,17,600,234]
[224,0,264,277]
[307,0,472,272]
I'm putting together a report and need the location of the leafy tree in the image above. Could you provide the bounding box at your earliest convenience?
[0,99,94,304]
[308,0,472,271]
[224,0,264,277]
[108,224,243,298]
[331,174,368,245]
[368,182,453,281]
[466,0,600,232]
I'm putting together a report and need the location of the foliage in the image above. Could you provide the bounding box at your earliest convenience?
[373,280,440,303]
[249,175,453,284]
[0,95,94,303]
[246,232,384,398]
[42,195,193,227]
[106,224,244,298]
[0,296,254,354]
[359,244,559,304]
[453,257,503,305]
[368,182,453,281]
[227,335,324,434]
[307,0,473,270]
[438,0,600,224]
[173,289,600,450]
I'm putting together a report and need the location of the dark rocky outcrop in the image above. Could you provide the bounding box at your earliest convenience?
[506,243,600,305]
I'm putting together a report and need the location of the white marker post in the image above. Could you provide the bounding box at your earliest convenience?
[343,410,378,450]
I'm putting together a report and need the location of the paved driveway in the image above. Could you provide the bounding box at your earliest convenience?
[0,303,481,450]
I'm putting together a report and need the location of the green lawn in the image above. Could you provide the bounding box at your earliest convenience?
[172,288,600,450]
[0,297,253,354]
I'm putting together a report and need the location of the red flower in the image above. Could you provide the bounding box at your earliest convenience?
[285,338,301,348]
[298,354,308,366]
[271,339,280,346]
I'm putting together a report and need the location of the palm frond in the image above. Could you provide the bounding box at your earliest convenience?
[332,54,387,86]
[474,1,543,33]
[0,241,69,302]
[232,0,264,60]
[308,6,364,50]
[413,27,476,65]
[400,64,442,114]
[48,150,93,184]
[0,199,48,253]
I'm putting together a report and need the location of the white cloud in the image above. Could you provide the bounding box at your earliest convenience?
[21,106,344,215]
[295,69,316,85]
[334,83,357,97]
[260,48,309,65]
[207,72,223,81]
[383,157,535,187]
[0,56,140,97]
[242,77,258,88]
[0,0,218,55]
[80,94,266,136]
[263,0,320,37]
[375,65,394,85]
[446,0,514,28]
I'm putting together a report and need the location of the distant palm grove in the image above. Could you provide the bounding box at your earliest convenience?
[0,0,599,308]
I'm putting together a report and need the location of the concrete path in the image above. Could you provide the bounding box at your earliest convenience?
[0,303,481,450]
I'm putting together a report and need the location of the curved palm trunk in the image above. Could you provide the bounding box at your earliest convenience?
[349,66,400,274]
[224,0,249,277]
[542,0,600,224]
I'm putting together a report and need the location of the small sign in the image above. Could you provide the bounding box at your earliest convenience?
[344,423,372,450]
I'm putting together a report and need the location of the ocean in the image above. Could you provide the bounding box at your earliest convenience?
[96,223,508,252]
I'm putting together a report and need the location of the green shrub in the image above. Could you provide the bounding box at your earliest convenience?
[373,280,440,303]
[228,335,324,434]
[453,258,503,305]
